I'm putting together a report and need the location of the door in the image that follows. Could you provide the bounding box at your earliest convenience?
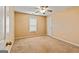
[47,16,53,36]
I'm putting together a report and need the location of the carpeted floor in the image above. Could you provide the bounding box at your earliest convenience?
[11,36,79,53]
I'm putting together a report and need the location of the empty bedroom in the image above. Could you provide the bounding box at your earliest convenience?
[1,6,79,53]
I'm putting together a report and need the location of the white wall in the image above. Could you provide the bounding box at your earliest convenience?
[0,6,6,50]
[0,6,5,41]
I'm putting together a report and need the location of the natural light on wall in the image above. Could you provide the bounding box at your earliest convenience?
[29,15,37,32]
[6,16,9,33]
[6,7,10,34]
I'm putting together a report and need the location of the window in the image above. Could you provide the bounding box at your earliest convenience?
[29,15,37,32]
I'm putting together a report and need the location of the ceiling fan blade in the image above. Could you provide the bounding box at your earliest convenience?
[43,12,46,14]
[35,10,40,13]
[47,10,53,12]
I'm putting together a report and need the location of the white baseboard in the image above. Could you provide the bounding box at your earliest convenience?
[15,35,47,39]
[48,34,79,47]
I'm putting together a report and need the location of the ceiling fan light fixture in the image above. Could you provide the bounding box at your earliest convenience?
[34,6,52,15]
[40,9,46,13]
[39,6,48,14]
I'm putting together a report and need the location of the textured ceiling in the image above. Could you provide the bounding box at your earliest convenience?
[15,6,71,16]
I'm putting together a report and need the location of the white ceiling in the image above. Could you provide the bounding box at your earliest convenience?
[15,6,71,16]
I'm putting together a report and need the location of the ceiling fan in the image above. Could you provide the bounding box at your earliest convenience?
[34,6,53,14]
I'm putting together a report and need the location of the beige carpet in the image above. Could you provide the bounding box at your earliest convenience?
[11,36,79,53]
